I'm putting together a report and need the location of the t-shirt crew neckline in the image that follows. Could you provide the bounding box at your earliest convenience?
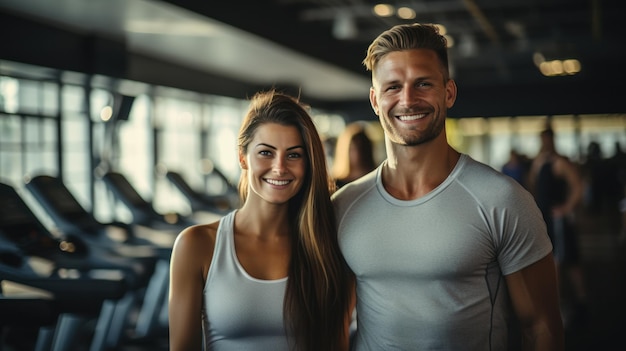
[376,154,467,207]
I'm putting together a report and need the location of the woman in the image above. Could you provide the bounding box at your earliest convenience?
[169,90,354,351]
[331,122,377,188]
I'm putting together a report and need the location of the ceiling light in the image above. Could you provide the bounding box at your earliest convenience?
[397,7,416,19]
[550,61,564,75]
[434,24,447,36]
[563,59,581,74]
[444,35,455,48]
[539,62,553,76]
[373,4,395,17]
[537,55,581,76]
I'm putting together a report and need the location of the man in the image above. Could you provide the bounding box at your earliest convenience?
[529,127,588,330]
[332,23,564,350]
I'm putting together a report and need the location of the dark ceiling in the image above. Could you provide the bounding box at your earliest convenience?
[2,0,626,120]
[165,0,626,118]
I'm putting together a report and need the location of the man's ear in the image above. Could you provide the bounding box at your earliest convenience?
[369,87,379,116]
[446,79,458,108]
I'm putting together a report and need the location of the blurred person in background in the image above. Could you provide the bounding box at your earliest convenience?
[501,148,531,189]
[529,127,588,330]
[169,90,354,351]
[331,121,377,188]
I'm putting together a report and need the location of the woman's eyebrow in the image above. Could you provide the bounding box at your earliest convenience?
[254,143,304,150]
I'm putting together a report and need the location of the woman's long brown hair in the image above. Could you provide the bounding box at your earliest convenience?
[237,90,353,351]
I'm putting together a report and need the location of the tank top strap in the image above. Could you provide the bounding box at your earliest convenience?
[207,210,238,285]
[215,210,236,255]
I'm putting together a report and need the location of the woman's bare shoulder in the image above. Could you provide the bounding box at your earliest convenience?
[172,220,222,259]
[180,219,221,241]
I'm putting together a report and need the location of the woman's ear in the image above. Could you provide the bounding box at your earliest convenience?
[239,152,247,170]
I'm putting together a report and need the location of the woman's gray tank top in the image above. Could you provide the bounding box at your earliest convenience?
[202,210,291,350]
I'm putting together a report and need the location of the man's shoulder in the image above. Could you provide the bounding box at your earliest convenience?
[460,155,511,182]
[458,155,528,197]
[331,170,378,218]
[333,169,377,198]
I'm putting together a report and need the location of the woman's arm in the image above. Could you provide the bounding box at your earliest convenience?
[169,224,217,351]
